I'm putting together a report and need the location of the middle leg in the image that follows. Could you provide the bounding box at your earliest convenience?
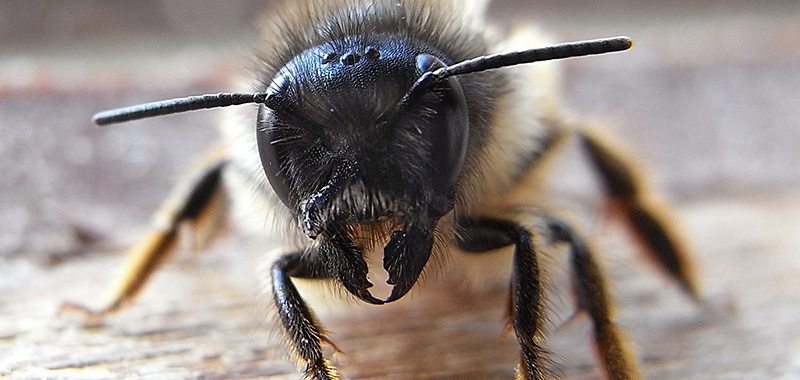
[546,216,641,380]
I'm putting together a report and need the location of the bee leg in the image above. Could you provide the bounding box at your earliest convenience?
[61,160,227,320]
[272,252,340,380]
[546,216,642,380]
[578,127,700,300]
[456,216,548,380]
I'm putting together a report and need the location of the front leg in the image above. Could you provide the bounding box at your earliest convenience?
[272,252,340,380]
[457,216,548,380]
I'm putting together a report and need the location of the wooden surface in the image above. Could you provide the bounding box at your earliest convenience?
[3,194,800,380]
[2,1,800,379]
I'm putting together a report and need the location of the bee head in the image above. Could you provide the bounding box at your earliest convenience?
[257,35,468,236]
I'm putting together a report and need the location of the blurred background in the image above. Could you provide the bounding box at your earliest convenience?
[1,1,799,379]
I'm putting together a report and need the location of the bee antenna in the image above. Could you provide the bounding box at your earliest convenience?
[94,37,630,127]
[92,92,279,126]
[395,36,632,116]
[440,36,630,79]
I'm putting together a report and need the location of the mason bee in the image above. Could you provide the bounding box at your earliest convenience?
[63,0,700,379]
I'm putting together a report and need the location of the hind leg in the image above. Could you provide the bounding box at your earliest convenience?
[61,159,228,319]
[578,126,700,300]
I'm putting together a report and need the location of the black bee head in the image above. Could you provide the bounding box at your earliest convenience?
[257,35,468,237]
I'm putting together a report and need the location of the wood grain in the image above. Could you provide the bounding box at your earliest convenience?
[3,193,800,379]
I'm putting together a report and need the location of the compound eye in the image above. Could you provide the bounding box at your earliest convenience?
[256,105,294,208]
[416,54,469,193]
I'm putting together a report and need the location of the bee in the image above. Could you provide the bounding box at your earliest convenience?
[63,0,699,379]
